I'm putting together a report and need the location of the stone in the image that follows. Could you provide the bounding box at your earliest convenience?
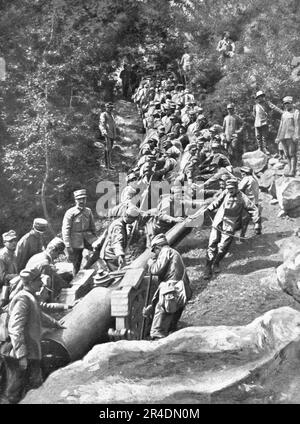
[275,237,300,302]
[242,149,269,173]
[22,307,300,404]
[275,176,300,216]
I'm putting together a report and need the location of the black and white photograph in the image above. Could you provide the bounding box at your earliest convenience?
[0,0,300,407]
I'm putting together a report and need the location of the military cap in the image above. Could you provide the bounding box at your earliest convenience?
[154,101,161,105]
[227,103,234,109]
[240,166,252,174]
[188,110,197,115]
[125,205,140,218]
[169,115,177,120]
[20,268,42,282]
[196,114,206,121]
[105,102,114,108]
[176,84,184,89]
[283,96,293,104]
[151,233,168,249]
[255,90,265,99]
[47,237,65,253]
[33,218,48,233]
[226,178,238,188]
[2,230,17,242]
[74,189,87,199]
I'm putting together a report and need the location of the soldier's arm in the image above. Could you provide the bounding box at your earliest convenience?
[15,238,27,272]
[268,101,284,115]
[206,190,227,212]
[294,109,300,141]
[61,210,73,248]
[8,296,28,359]
[111,225,126,257]
[89,210,96,235]
[40,302,70,312]
[242,193,260,224]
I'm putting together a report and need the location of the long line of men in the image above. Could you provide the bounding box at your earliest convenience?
[0,63,298,403]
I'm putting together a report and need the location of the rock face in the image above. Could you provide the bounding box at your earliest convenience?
[276,237,300,302]
[276,177,300,217]
[22,307,300,404]
[242,149,269,173]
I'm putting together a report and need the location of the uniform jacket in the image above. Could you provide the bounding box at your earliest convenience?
[8,289,58,360]
[276,109,300,142]
[0,248,18,288]
[149,245,192,302]
[62,206,96,249]
[253,102,271,128]
[99,111,117,139]
[15,230,45,272]
[100,218,128,260]
[223,114,243,141]
[207,189,260,232]
[25,251,53,276]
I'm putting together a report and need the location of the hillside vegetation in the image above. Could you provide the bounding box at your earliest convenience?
[0,0,299,235]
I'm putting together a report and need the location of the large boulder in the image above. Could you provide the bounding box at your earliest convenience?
[242,149,268,173]
[276,237,300,302]
[22,307,300,404]
[275,176,300,216]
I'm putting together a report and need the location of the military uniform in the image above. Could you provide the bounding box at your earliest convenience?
[100,218,128,271]
[0,248,18,289]
[146,235,192,339]
[204,180,261,278]
[62,197,96,274]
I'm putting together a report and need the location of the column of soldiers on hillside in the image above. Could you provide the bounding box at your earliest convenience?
[0,65,299,404]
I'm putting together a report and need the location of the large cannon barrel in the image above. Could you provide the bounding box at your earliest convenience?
[42,287,113,365]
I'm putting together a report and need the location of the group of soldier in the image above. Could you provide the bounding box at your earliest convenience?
[0,57,299,403]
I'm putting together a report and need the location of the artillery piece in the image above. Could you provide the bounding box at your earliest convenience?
[40,211,198,377]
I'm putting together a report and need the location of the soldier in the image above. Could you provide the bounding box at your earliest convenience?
[25,237,68,299]
[203,178,261,279]
[275,96,300,177]
[222,104,244,151]
[0,230,18,305]
[62,189,96,275]
[15,218,48,272]
[6,268,64,403]
[99,102,117,169]
[239,166,260,239]
[142,234,192,340]
[252,91,272,155]
[99,205,140,271]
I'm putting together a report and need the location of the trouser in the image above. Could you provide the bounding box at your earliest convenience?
[104,136,114,168]
[206,226,234,262]
[0,355,42,404]
[255,125,268,151]
[150,303,177,338]
[281,139,298,175]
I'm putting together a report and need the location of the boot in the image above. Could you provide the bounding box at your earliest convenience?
[203,259,213,280]
[284,157,292,176]
[289,157,297,177]
[213,252,226,274]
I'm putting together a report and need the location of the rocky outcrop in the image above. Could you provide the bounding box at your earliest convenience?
[22,307,300,404]
[276,177,300,217]
[275,237,300,302]
[242,149,269,173]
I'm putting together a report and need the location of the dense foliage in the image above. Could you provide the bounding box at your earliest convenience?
[0,0,299,236]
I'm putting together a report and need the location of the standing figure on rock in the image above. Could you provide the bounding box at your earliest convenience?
[62,189,96,275]
[275,96,300,177]
[143,234,192,340]
[119,64,131,100]
[203,178,261,279]
[99,102,117,170]
[238,166,260,239]
[252,91,273,155]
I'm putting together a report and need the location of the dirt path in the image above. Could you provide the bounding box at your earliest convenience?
[113,99,300,329]
[180,192,300,327]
